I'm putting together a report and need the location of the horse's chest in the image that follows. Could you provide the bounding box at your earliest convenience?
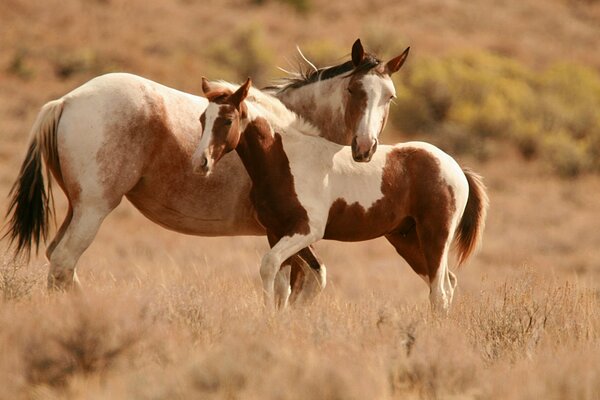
[250,185,310,238]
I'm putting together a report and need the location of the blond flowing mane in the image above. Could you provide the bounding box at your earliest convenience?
[211,80,321,138]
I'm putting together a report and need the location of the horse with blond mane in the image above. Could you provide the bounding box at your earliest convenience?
[194,78,488,312]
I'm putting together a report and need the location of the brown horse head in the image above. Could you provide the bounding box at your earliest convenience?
[268,39,410,163]
[192,78,251,176]
[346,39,410,162]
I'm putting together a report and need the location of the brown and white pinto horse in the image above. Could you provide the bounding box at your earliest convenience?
[4,40,409,302]
[194,79,488,312]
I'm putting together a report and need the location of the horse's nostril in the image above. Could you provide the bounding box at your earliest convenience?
[200,157,208,167]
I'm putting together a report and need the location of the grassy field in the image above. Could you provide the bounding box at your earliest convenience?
[1,0,600,398]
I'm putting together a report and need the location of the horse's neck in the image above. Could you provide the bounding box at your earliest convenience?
[275,78,351,145]
[235,118,287,193]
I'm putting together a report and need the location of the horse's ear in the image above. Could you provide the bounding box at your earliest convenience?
[385,47,410,75]
[228,78,252,110]
[201,77,213,95]
[351,39,365,67]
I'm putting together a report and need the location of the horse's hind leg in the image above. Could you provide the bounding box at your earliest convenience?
[288,246,326,306]
[385,226,430,286]
[46,201,117,291]
[274,263,292,308]
[273,246,326,308]
[385,222,454,313]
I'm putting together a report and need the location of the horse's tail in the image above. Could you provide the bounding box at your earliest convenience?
[3,99,65,259]
[454,168,489,266]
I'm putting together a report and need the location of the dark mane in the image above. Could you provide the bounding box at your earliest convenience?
[264,53,381,93]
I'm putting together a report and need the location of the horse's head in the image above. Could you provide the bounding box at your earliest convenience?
[192,78,251,176]
[345,39,410,162]
[269,39,409,162]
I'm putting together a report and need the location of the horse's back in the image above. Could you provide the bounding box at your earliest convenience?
[53,73,209,208]
[62,72,207,120]
[392,141,470,217]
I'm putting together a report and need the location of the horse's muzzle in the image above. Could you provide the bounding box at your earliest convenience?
[192,154,211,176]
[351,137,378,163]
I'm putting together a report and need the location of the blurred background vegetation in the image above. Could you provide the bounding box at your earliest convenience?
[1,0,600,177]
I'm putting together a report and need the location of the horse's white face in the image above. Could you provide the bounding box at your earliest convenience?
[192,79,250,176]
[346,72,396,162]
[345,41,410,162]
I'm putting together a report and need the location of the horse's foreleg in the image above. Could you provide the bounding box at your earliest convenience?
[269,234,293,308]
[261,233,320,309]
[47,203,115,291]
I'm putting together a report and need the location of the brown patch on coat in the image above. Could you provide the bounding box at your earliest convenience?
[205,88,233,102]
[236,117,310,238]
[344,76,368,140]
[95,86,170,208]
[324,147,457,280]
[202,104,245,166]
[285,96,351,145]
[324,148,454,240]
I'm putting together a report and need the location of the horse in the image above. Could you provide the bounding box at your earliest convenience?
[4,39,410,305]
[193,78,488,312]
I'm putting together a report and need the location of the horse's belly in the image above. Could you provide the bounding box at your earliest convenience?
[126,153,265,237]
[126,195,264,236]
[323,198,401,241]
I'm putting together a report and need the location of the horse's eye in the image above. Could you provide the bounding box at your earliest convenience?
[223,119,232,126]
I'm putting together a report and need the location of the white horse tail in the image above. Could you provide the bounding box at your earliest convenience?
[455,168,489,265]
[3,99,65,258]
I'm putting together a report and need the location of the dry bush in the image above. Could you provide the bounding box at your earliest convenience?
[183,339,365,400]
[1,291,153,391]
[0,260,598,399]
[383,316,480,399]
[487,347,600,399]
[458,273,598,364]
[0,256,41,302]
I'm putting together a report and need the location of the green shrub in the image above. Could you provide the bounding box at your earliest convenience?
[251,0,312,14]
[391,52,600,176]
[7,48,34,80]
[296,40,343,70]
[206,24,274,87]
[52,48,120,80]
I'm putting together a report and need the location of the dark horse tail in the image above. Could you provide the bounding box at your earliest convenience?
[455,168,489,266]
[3,99,65,258]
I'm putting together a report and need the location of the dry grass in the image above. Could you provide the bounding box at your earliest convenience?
[1,0,600,398]
[0,266,598,399]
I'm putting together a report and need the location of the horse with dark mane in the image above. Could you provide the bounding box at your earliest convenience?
[194,78,488,312]
[4,40,410,306]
